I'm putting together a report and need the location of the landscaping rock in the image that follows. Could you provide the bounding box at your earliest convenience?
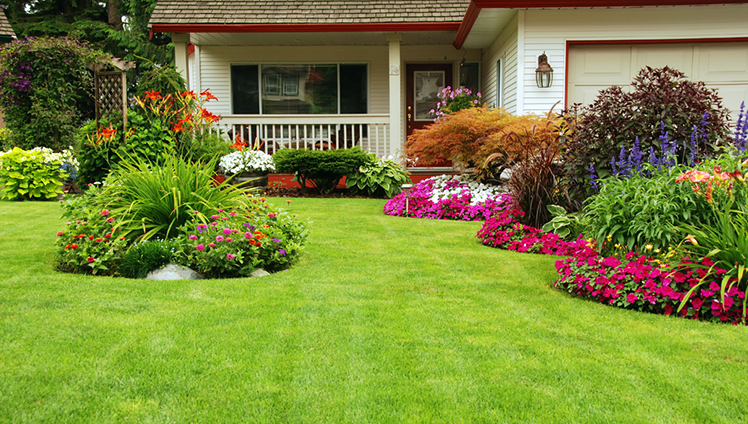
[250,269,270,278]
[146,264,203,280]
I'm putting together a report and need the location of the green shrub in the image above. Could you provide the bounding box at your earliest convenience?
[175,202,308,278]
[346,153,410,198]
[134,65,186,99]
[562,66,731,203]
[177,131,233,169]
[0,147,73,200]
[101,154,256,241]
[119,240,174,279]
[0,37,110,150]
[273,146,370,193]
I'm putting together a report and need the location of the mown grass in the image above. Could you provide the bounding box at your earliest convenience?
[1,198,747,423]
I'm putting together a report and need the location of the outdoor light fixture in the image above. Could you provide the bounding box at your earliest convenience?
[535,52,554,88]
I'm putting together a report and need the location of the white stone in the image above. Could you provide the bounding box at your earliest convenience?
[146,263,203,280]
[250,269,270,278]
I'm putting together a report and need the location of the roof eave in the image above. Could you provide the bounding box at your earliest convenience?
[454,0,748,49]
[151,22,462,35]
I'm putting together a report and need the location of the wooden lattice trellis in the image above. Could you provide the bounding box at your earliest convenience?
[94,70,127,130]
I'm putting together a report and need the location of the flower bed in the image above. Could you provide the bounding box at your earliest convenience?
[477,207,593,256]
[476,198,748,325]
[384,175,508,221]
[555,252,746,324]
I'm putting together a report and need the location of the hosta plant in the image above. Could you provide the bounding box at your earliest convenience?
[347,154,410,198]
[0,146,74,200]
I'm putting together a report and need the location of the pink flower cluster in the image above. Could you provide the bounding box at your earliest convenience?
[555,250,747,324]
[477,208,595,256]
[383,178,509,221]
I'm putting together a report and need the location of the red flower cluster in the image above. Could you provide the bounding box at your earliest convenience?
[555,251,747,324]
[477,208,595,257]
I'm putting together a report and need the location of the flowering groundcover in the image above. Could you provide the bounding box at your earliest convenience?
[384,175,508,221]
[476,195,748,325]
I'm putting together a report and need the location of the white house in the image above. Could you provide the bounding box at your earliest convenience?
[149,0,748,161]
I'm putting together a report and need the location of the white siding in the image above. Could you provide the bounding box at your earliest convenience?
[196,45,390,116]
[481,13,519,114]
[521,4,748,115]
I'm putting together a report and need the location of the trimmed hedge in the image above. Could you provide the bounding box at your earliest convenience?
[273,147,370,193]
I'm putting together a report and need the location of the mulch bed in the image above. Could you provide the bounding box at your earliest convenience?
[260,186,386,199]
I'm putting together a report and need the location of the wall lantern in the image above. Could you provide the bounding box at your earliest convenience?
[535,52,554,88]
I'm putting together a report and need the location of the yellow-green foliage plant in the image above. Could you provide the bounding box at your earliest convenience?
[0,147,74,200]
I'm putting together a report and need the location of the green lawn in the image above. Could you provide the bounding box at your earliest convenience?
[1,198,747,423]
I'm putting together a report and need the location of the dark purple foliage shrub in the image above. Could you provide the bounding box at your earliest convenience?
[562,66,731,203]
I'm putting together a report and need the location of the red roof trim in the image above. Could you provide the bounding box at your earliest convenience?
[473,0,746,6]
[453,1,481,49]
[151,22,462,34]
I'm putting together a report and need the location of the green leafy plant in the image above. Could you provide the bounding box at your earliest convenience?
[273,146,370,194]
[119,239,175,279]
[346,154,410,198]
[101,154,256,241]
[0,37,111,150]
[583,164,709,254]
[541,205,589,241]
[562,66,731,202]
[0,146,72,200]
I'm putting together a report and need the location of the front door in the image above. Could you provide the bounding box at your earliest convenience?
[406,64,453,167]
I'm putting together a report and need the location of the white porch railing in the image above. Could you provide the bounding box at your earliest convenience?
[212,114,391,157]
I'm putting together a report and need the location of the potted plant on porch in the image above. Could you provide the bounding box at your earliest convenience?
[218,148,275,188]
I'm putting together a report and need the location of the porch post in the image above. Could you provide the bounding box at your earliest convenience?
[387,33,402,157]
[172,33,190,89]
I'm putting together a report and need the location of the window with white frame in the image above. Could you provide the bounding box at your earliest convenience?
[231,63,368,115]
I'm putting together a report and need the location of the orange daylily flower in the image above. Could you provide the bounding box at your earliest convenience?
[200,90,218,101]
[145,90,162,100]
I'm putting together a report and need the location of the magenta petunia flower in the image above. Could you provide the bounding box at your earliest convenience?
[100,209,110,216]
[217,209,225,212]
[229,212,237,217]
[216,235,224,242]
[223,228,232,235]
[208,243,216,247]
[189,235,198,240]
[226,253,235,260]
[56,231,63,237]
[211,215,219,219]
[196,243,205,251]
[626,293,638,303]
[244,232,253,239]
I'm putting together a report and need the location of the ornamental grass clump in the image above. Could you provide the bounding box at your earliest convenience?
[383,174,508,221]
[176,202,308,278]
[102,154,256,241]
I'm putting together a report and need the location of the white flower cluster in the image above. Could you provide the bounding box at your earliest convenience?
[427,174,505,205]
[219,150,275,174]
